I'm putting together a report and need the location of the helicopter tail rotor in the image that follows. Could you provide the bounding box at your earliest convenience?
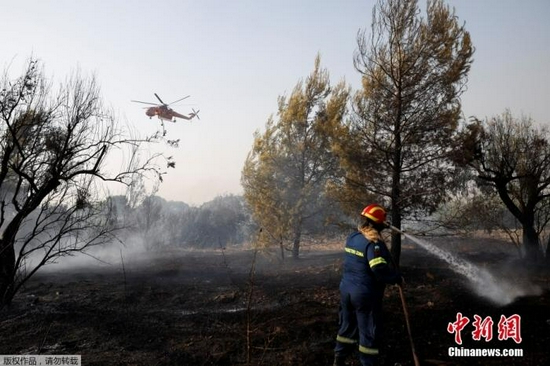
[192,108,201,120]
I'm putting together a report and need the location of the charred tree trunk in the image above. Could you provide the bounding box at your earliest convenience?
[495,185,543,262]
[390,206,402,265]
[390,121,403,265]
[0,181,59,307]
[522,219,542,262]
[0,239,16,307]
[291,227,301,260]
[0,212,27,307]
[290,212,303,259]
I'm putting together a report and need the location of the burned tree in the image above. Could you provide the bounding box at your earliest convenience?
[0,59,171,307]
[456,111,550,262]
[242,55,349,259]
[330,0,473,264]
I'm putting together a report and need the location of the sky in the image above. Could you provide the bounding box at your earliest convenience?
[1,0,549,205]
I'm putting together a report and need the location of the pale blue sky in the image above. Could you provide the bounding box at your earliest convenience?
[1,1,549,204]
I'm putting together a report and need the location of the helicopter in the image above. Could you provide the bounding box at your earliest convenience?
[131,93,200,123]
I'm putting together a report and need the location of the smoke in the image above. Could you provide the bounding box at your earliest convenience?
[27,233,150,273]
[403,234,543,306]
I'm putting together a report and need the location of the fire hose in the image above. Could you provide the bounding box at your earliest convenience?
[388,224,421,366]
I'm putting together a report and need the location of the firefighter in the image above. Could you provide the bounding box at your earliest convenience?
[334,204,403,366]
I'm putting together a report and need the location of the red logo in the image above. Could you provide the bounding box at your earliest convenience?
[447,312,470,345]
[448,313,522,344]
[472,315,494,342]
[497,314,522,344]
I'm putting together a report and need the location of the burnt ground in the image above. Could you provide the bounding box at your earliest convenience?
[1,236,550,366]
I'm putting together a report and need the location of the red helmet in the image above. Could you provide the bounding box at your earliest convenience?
[361,204,387,224]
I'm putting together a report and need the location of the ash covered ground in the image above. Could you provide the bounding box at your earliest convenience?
[1,236,549,366]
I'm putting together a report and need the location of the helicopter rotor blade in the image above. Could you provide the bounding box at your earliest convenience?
[168,95,191,106]
[154,93,166,105]
[131,100,159,106]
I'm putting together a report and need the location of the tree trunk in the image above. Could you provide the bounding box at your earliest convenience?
[292,228,301,260]
[390,126,403,265]
[0,239,16,307]
[279,240,285,262]
[0,213,27,307]
[0,182,58,307]
[522,222,542,263]
[390,207,402,266]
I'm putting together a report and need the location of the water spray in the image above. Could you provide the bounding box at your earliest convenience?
[388,225,542,306]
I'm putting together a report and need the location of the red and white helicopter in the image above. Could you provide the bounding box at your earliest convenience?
[132,93,200,123]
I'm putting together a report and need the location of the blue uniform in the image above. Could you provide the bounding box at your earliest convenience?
[335,230,401,366]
